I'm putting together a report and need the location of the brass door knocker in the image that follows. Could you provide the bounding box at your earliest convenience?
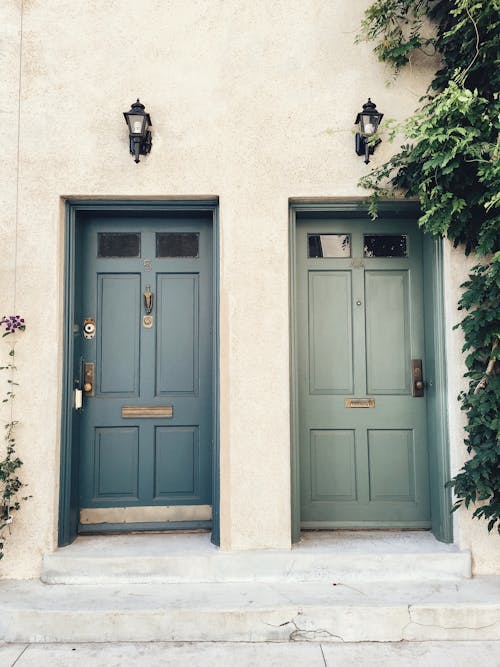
[144,285,154,314]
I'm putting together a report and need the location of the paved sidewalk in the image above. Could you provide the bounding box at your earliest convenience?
[2,641,500,666]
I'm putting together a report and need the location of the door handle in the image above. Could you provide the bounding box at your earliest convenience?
[144,284,154,315]
[412,359,424,397]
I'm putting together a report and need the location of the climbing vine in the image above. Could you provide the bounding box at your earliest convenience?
[357,1,500,531]
[0,315,27,560]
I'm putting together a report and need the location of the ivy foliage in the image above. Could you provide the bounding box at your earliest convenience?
[453,263,500,532]
[358,1,500,531]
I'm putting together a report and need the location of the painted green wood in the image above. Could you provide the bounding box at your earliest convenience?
[157,274,199,395]
[58,205,80,546]
[309,272,353,394]
[94,427,139,498]
[368,430,415,501]
[78,213,213,515]
[423,236,453,542]
[155,426,198,497]
[365,270,411,394]
[310,430,356,500]
[98,274,141,395]
[297,218,430,527]
[60,200,220,546]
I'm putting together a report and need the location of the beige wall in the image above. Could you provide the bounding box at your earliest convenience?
[443,245,500,573]
[0,0,497,578]
[1,1,21,312]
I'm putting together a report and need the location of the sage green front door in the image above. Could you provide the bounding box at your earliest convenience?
[297,218,431,527]
[77,212,213,530]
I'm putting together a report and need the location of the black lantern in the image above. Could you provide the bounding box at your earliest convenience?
[355,98,383,164]
[123,99,152,163]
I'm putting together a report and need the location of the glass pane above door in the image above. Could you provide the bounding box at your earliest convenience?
[363,235,408,258]
[97,233,141,258]
[308,234,351,258]
[156,233,200,258]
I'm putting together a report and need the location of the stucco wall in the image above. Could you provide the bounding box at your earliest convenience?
[0,0,497,578]
[1,1,21,311]
[444,244,500,574]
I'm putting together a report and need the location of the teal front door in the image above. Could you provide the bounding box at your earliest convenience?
[77,212,213,531]
[297,218,431,528]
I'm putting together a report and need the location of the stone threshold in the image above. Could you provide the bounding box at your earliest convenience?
[41,530,471,585]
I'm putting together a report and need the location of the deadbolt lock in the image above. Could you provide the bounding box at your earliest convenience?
[83,317,96,340]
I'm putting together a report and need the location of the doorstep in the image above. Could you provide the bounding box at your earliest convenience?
[1,576,499,643]
[41,530,471,585]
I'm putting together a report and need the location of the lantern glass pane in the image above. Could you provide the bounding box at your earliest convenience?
[127,114,145,135]
[361,113,377,136]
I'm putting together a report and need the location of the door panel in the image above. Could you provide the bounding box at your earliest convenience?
[94,427,139,499]
[367,429,415,501]
[77,213,213,529]
[310,429,356,501]
[98,274,141,395]
[298,219,430,527]
[154,426,199,498]
[309,272,353,394]
[156,274,199,395]
[365,270,410,394]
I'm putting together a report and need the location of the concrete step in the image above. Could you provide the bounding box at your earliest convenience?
[1,577,499,643]
[41,531,471,584]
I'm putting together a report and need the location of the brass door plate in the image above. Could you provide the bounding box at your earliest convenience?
[83,363,95,397]
[412,359,425,397]
[345,398,375,408]
[122,405,173,418]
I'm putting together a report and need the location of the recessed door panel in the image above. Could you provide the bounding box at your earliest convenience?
[310,429,356,501]
[94,427,139,499]
[365,271,410,394]
[298,218,430,527]
[309,272,353,394]
[98,274,141,395]
[368,429,415,501]
[156,274,199,396]
[155,426,199,498]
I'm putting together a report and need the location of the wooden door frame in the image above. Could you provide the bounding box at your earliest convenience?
[289,200,452,543]
[59,199,220,546]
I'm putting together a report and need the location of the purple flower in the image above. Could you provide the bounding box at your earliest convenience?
[0,315,26,336]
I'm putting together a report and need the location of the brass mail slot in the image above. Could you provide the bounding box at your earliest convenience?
[345,398,375,408]
[122,405,173,418]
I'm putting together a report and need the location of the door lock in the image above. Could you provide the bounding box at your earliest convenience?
[83,317,96,340]
[83,363,95,397]
[411,359,425,397]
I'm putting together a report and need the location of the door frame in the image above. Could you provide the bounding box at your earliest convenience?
[289,200,452,543]
[59,199,220,546]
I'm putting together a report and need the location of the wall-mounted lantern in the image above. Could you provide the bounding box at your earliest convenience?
[355,98,383,164]
[123,99,152,163]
